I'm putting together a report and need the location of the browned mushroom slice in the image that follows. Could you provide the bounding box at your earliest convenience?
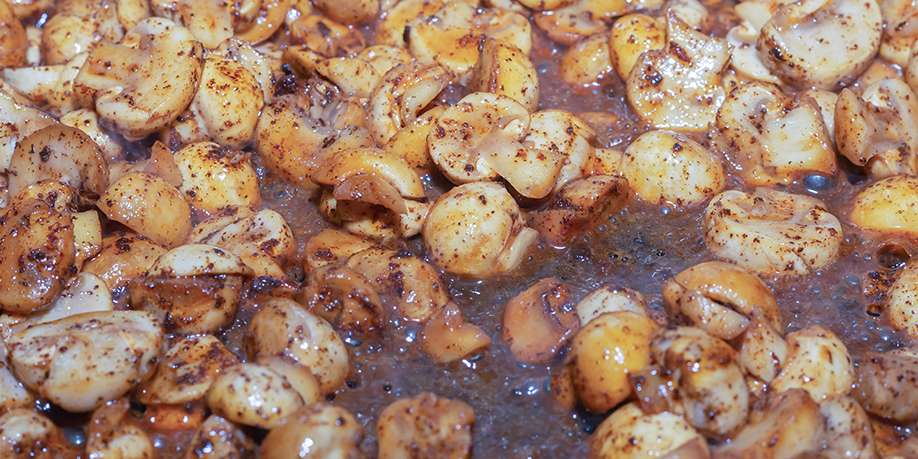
[502,277,579,364]
[421,302,491,363]
[530,175,629,247]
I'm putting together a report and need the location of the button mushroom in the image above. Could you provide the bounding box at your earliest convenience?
[850,175,918,238]
[377,392,475,459]
[370,62,449,146]
[886,262,918,337]
[626,12,729,132]
[590,403,708,459]
[609,13,666,80]
[6,310,162,412]
[715,82,836,186]
[420,302,492,363]
[86,398,156,459]
[757,0,882,89]
[82,233,166,292]
[703,188,843,275]
[0,409,75,458]
[835,78,918,177]
[98,171,192,248]
[716,389,824,458]
[621,130,725,206]
[529,175,630,247]
[0,0,26,68]
[185,415,256,459]
[570,311,658,413]
[853,346,917,423]
[73,17,204,140]
[261,403,363,459]
[173,142,261,214]
[422,182,538,277]
[206,363,306,429]
[136,334,240,405]
[191,208,295,278]
[474,38,539,111]
[771,326,854,400]
[246,297,349,394]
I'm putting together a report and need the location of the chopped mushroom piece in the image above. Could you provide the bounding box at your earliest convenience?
[83,233,166,291]
[86,398,156,459]
[377,392,475,459]
[886,262,918,337]
[853,346,917,423]
[626,12,729,132]
[185,415,256,459]
[130,244,250,333]
[716,389,824,459]
[703,188,843,275]
[97,171,192,248]
[206,363,305,429]
[6,310,162,412]
[715,82,836,186]
[771,326,854,400]
[300,265,386,333]
[757,0,882,89]
[421,302,492,363]
[652,327,750,436]
[136,334,239,405]
[818,396,878,459]
[346,247,449,321]
[502,277,579,364]
[575,286,650,326]
[0,409,75,458]
[173,142,261,214]
[474,38,539,111]
[370,62,450,146]
[529,175,630,247]
[247,297,349,394]
[560,33,613,86]
[609,14,665,80]
[835,78,918,177]
[73,17,204,140]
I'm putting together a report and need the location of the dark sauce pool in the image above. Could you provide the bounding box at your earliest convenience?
[29,4,912,457]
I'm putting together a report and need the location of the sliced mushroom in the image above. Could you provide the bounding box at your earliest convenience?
[28,272,113,326]
[715,82,836,186]
[590,403,707,459]
[420,302,491,363]
[652,327,749,436]
[261,403,363,459]
[377,393,475,459]
[757,0,882,89]
[0,90,56,173]
[246,297,349,394]
[173,142,261,214]
[370,62,449,145]
[314,45,411,98]
[609,14,665,83]
[850,175,918,238]
[835,78,918,177]
[423,182,538,277]
[575,286,649,327]
[7,124,109,204]
[287,14,364,58]
[304,229,375,271]
[716,389,824,459]
[41,1,123,65]
[175,56,265,149]
[346,247,449,322]
[407,3,531,79]
[534,0,661,46]
[703,188,843,275]
[256,84,372,190]
[474,38,539,111]
[886,261,918,337]
[206,363,305,429]
[570,311,658,413]
[560,33,612,86]
[0,343,32,415]
[86,398,156,459]
[726,0,782,84]
[300,265,385,333]
[819,396,878,459]
[502,277,579,364]
[191,208,295,278]
[73,17,204,140]
[853,346,917,423]
[137,334,239,405]
[98,171,192,248]
[622,130,725,206]
[771,326,853,400]
[236,0,292,44]
[83,233,166,291]
[0,0,26,68]
[662,261,781,341]
[60,108,123,163]
[428,91,530,185]
[385,105,445,173]
[184,415,256,459]
[2,53,87,115]
[0,193,75,315]
[131,244,249,333]
[6,310,162,412]
[627,12,729,132]
[530,175,630,247]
